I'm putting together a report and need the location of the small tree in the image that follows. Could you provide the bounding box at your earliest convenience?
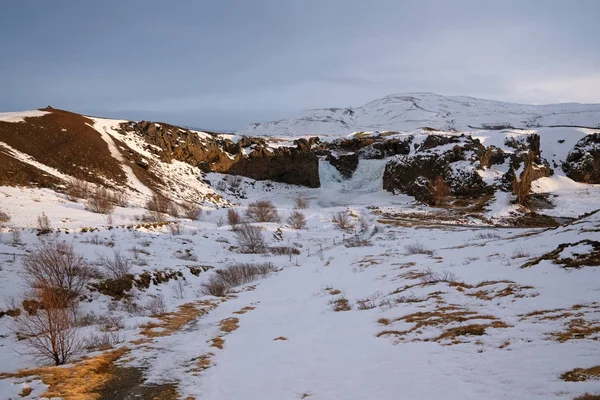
[15,287,82,366]
[146,194,177,221]
[227,208,242,230]
[85,187,116,214]
[246,200,280,223]
[287,211,307,229]
[22,241,93,298]
[429,176,451,206]
[235,223,267,253]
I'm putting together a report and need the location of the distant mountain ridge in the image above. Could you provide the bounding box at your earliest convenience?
[237,92,600,136]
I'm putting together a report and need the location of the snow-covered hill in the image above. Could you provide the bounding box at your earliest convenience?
[238,93,600,136]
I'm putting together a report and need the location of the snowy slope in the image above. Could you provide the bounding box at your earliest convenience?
[239,93,600,136]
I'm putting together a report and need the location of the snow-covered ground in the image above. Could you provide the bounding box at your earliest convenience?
[0,176,599,399]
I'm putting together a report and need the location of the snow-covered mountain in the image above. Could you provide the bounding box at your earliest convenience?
[238,93,600,136]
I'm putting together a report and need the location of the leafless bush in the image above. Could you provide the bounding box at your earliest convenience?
[215,216,225,227]
[169,222,184,235]
[429,175,451,206]
[110,191,129,207]
[200,263,276,297]
[226,175,243,188]
[173,279,187,299]
[356,291,382,310]
[65,178,90,201]
[419,267,459,285]
[22,241,93,297]
[235,223,267,253]
[404,242,434,256]
[394,293,427,304]
[293,196,310,209]
[14,288,82,365]
[0,209,11,224]
[269,246,301,256]
[181,201,202,220]
[332,211,354,231]
[227,208,242,230]
[97,250,132,280]
[83,234,114,247]
[287,211,307,230]
[146,193,177,219]
[512,245,530,258]
[246,200,280,223]
[85,187,116,214]
[84,331,123,351]
[473,231,501,240]
[344,236,372,248]
[36,213,51,235]
[145,294,167,317]
[11,229,22,245]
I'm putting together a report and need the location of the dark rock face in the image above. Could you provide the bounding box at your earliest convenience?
[119,121,320,188]
[383,134,493,204]
[563,133,600,183]
[322,135,412,178]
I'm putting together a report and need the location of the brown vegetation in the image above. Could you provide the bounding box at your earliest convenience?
[246,200,280,223]
[287,211,307,229]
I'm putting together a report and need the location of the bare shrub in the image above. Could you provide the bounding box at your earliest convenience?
[146,193,177,220]
[404,242,434,256]
[0,210,10,224]
[145,294,167,316]
[200,263,276,297]
[169,222,184,235]
[226,175,243,188]
[356,291,382,310]
[37,213,51,235]
[173,279,187,299]
[227,208,242,230]
[11,229,22,245]
[293,196,310,209]
[109,191,128,207]
[85,187,116,214]
[97,250,132,280]
[344,236,372,248]
[84,331,123,351]
[332,211,354,231]
[22,241,93,297]
[512,245,530,258]
[246,200,280,223]
[429,176,451,206]
[215,216,225,227]
[473,231,501,240]
[329,295,352,312]
[269,246,301,256]
[14,288,82,365]
[287,211,307,230]
[65,178,90,201]
[235,223,267,254]
[419,267,460,285]
[181,201,202,220]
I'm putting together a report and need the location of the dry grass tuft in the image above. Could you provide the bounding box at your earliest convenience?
[210,337,224,349]
[219,317,240,333]
[140,301,217,338]
[1,348,128,400]
[232,306,256,315]
[273,336,288,341]
[560,365,600,382]
[19,386,33,397]
[329,295,352,312]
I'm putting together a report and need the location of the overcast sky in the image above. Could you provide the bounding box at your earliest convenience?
[1,0,599,130]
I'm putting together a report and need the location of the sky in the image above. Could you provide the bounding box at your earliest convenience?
[1,0,599,131]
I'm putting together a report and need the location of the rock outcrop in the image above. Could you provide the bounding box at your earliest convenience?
[563,133,600,184]
[118,121,320,187]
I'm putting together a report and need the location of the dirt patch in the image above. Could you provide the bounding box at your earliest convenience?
[140,301,218,338]
[98,366,179,400]
[521,240,600,269]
